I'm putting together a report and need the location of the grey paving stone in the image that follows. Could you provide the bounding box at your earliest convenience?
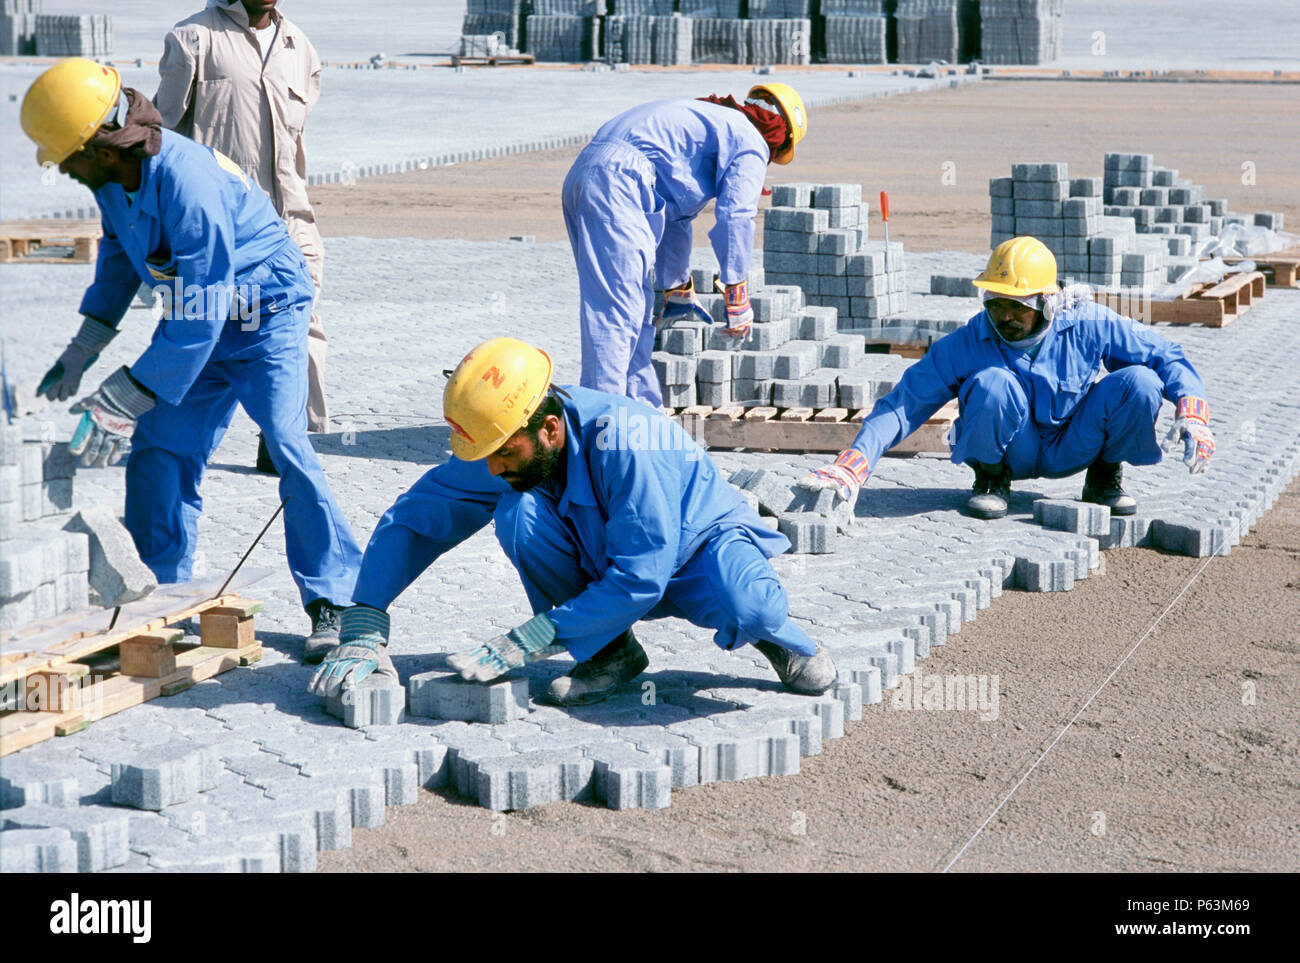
[586,744,673,810]
[1033,498,1111,538]
[260,787,354,851]
[0,827,78,873]
[0,759,80,808]
[408,670,530,723]
[63,506,157,606]
[323,675,407,728]
[1,804,130,872]
[110,741,222,811]
[620,729,701,789]
[473,750,595,811]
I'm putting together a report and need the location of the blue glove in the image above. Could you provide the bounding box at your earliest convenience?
[447,612,564,682]
[67,367,155,468]
[308,605,398,698]
[660,278,713,325]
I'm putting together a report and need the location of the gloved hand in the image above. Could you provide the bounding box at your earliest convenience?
[308,605,399,698]
[660,278,713,325]
[721,278,754,338]
[1161,396,1215,474]
[798,448,871,505]
[447,612,565,683]
[38,316,118,401]
[67,367,156,468]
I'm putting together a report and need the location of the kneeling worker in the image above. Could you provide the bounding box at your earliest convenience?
[309,337,837,705]
[800,236,1215,517]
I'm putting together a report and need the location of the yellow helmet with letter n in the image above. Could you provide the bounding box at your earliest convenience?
[443,338,553,461]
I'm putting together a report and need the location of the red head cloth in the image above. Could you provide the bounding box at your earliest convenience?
[698,94,789,162]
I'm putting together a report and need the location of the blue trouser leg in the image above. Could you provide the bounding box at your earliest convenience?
[950,367,1040,478]
[1038,366,1165,477]
[563,144,665,408]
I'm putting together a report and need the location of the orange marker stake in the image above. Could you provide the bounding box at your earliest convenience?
[880,190,892,275]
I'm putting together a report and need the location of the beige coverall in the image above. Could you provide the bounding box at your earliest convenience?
[154,1,330,432]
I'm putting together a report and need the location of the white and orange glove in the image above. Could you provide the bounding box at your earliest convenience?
[798,448,871,505]
[660,278,714,325]
[720,278,753,338]
[1162,396,1215,474]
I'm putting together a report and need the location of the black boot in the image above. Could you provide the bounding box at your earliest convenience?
[303,599,342,664]
[1081,457,1137,515]
[544,630,649,707]
[255,433,279,476]
[965,461,1011,519]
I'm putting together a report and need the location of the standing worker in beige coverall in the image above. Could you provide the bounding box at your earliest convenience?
[154,0,329,474]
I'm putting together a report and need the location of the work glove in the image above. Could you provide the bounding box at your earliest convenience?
[38,316,118,401]
[1161,396,1215,474]
[720,278,754,338]
[798,448,871,505]
[308,605,399,698]
[660,278,713,325]
[447,612,564,683]
[67,367,155,468]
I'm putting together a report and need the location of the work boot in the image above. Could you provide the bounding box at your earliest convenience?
[303,599,343,664]
[255,433,279,476]
[753,640,838,695]
[545,630,649,707]
[965,461,1011,519]
[1081,457,1137,515]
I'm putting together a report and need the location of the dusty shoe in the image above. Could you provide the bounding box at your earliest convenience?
[753,640,838,695]
[545,630,649,707]
[303,599,343,664]
[965,461,1011,519]
[255,433,279,476]
[1081,458,1137,516]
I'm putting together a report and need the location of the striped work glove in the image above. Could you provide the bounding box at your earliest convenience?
[448,613,565,683]
[39,316,117,401]
[722,279,754,338]
[308,605,399,698]
[798,448,871,505]
[660,278,713,325]
[67,367,155,468]
[1161,397,1215,474]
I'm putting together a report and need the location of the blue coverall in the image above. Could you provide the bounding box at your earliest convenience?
[78,129,362,606]
[562,99,770,408]
[847,299,1207,479]
[352,387,816,663]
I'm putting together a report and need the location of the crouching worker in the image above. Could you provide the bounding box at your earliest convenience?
[308,337,837,706]
[799,236,1215,518]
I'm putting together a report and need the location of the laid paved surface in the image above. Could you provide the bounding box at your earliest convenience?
[1,238,1297,871]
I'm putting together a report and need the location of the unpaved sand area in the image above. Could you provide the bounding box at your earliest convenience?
[311,80,1300,252]
[319,481,1299,873]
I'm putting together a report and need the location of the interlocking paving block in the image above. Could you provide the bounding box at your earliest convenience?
[146,838,281,873]
[1,804,130,872]
[680,723,800,783]
[621,729,701,789]
[110,741,222,811]
[260,787,353,851]
[323,675,407,728]
[407,670,530,723]
[0,827,78,873]
[778,514,837,554]
[1033,498,1111,537]
[473,749,595,811]
[63,506,157,606]
[586,744,673,810]
[221,811,318,873]
[299,747,420,807]
[1,759,80,808]
[1013,553,1076,592]
[1150,517,1228,557]
[736,468,797,516]
[297,768,387,828]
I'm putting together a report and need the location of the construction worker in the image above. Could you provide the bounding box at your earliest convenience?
[307,337,837,707]
[562,84,808,408]
[154,0,329,475]
[799,236,1215,519]
[23,58,361,654]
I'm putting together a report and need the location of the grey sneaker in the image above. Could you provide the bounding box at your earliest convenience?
[753,640,838,695]
[1081,458,1137,516]
[545,631,649,707]
[303,599,342,664]
[965,461,1011,519]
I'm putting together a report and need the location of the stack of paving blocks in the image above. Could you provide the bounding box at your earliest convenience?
[821,0,887,64]
[0,0,40,56]
[895,0,960,63]
[459,33,510,57]
[978,0,1062,64]
[743,15,812,65]
[0,423,90,634]
[747,0,812,17]
[762,182,908,330]
[461,0,523,50]
[524,5,602,62]
[33,12,110,56]
[679,0,743,15]
[603,11,693,65]
[689,15,747,63]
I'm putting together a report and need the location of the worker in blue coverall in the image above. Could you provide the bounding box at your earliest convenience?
[563,83,808,408]
[21,59,361,652]
[307,337,838,708]
[800,237,1216,519]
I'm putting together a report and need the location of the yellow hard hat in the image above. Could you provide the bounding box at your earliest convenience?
[443,338,554,461]
[21,58,124,167]
[748,82,806,165]
[973,236,1060,298]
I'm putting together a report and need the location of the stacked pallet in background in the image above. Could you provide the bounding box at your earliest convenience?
[526,10,601,61]
[896,0,958,63]
[34,12,110,56]
[978,0,1061,64]
[462,0,524,50]
[821,0,887,64]
[604,13,693,65]
[0,0,40,56]
[690,15,747,63]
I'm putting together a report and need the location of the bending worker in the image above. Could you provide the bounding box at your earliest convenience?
[563,84,807,408]
[23,58,361,653]
[308,337,837,707]
[800,237,1215,519]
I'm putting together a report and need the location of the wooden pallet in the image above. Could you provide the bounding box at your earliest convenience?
[0,219,102,264]
[671,400,957,453]
[1093,271,1265,327]
[0,596,263,756]
[449,53,535,67]
[1222,245,1300,289]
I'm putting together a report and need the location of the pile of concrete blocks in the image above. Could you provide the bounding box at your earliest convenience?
[679,0,743,16]
[690,16,747,63]
[930,274,978,297]
[525,11,601,61]
[459,32,511,58]
[745,16,812,65]
[978,0,1063,65]
[0,0,41,56]
[0,423,90,634]
[762,182,909,329]
[34,12,110,56]
[896,0,961,64]
[747,0,812,17]
[603,13,692,65]
[461,0,523,50]
[821,1,887,64]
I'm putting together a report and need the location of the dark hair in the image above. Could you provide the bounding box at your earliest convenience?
[520,391,563,440]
